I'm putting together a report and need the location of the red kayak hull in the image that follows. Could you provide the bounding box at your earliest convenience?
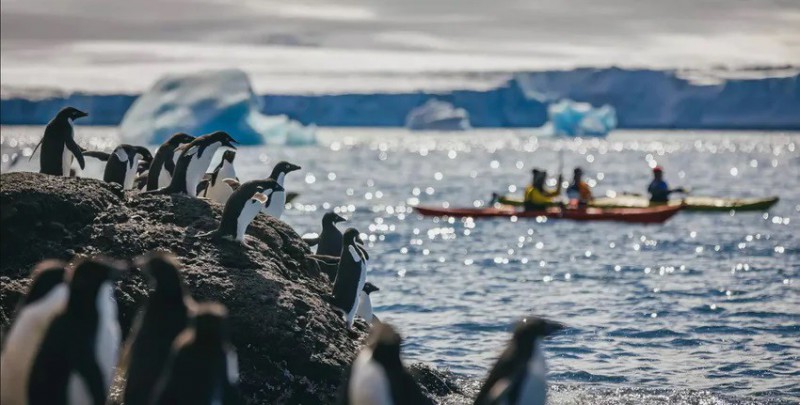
[414,204,682,224]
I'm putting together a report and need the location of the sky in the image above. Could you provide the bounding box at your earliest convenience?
[1,0,799,93]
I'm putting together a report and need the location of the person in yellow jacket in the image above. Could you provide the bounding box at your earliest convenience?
[524,169,562,211]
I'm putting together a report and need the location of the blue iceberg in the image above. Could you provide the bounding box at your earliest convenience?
[546,99,617,137]
[119,69,315,145]
[405,99,471,131]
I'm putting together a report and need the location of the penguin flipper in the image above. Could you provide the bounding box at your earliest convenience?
[66,137,86,169]
[164,153,176,175]
[75,354,109,405]
[83,151,111,161]
[196,179,210,195]
[286,192,300,204]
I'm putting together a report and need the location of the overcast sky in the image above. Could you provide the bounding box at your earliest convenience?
[2,0,798,93]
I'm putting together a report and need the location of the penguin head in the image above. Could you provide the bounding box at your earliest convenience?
[207,131,238,150]
[191,302,230,344]
[22,260,67,306]
[134,146,153,162]
[513,316,565,344]
[136,252,186,298]
[68,256,125,298]
[367,323,403,368]
[362,282,380,295]
[342,228,362,246]
[222,150,237,164]
[270,161,302,178]
[137,159,151,174]
[166,132,195,147]
[56,106,88,122]
[322,212,347,226]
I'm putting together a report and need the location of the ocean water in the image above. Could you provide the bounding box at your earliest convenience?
[2,127,799,404]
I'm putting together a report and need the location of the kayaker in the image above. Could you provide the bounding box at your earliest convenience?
[566,167,592,207]
[648,166,685,203]
[524,169,562,211]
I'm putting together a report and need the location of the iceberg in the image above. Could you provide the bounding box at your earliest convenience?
[119,69,315,145]
[546,99,617,137]
[405,99,471,131]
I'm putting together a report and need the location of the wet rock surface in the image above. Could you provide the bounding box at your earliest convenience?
[0,171,459,404]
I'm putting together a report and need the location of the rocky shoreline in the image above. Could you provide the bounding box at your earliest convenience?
[0,171,463,404]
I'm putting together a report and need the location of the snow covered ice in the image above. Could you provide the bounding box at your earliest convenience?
[405,99,471,131]
[546,99,617,137]
[119,69,315,145]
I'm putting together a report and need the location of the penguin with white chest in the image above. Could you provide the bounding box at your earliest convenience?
[261,161,301,219]
[0,260,69,405]
[213,179,284,246]
[332,228,369,329]
[355,282,380,326]
[123,253,193,405]
[84,144,153,190]
[146,133,195,191]
[342,323,432,405]
[473,316,565,405]
[200,150,238,204]
[144,131,237,197]
[151,302,242,405]
[31,107,88,176]
[27,257,124,405]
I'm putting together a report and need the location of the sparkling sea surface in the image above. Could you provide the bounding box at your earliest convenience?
[2,127,799,404]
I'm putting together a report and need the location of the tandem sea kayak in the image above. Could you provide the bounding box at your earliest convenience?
[415,204,682,224]
[497,195,778,212]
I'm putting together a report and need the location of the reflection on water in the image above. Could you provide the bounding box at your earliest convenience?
[2,126,799,403]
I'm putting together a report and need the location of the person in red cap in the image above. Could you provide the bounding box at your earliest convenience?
[648,166,685,203]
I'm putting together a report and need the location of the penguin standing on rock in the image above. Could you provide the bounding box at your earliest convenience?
[355,282,381,325]
[84,144,153,189]
[144,131,237,197]
[474,316,565,405]
[31,107,88,176]
[332,228,368,329]
[151,302,242,405]
[146,133,196,191]
[211,179,284,246]
[27,257,124,405]
[304,212,347,256]
[261,161,301,219]
[342,323,432,405]
[0,261,68,405]
[123,253,193,405]
[199,150,238,203]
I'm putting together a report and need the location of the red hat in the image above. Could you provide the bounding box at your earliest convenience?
[653,166,663,173]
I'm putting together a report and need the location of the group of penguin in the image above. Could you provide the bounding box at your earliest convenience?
[2,106,567,405]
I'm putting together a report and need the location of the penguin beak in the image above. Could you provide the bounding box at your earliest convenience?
[543,321,566,337]
[288,163,302,172]
[224,138,238,150]
[75,110,89,118]
[335,214,347,223]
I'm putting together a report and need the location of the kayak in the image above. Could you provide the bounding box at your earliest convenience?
[415,204,682,224]
[498,195,778,212]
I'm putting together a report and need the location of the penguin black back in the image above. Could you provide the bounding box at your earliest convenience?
[160,131,237,195]
[28,257,123,405]
[146,133,195,191]
[35,107,88,176]
[151,302,242,405]
[473,317,564,405]
[123,253,192,405]
[217,179,283,239]
[316,212,347,256]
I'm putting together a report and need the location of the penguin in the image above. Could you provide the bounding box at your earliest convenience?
[146,133,196,191]
[213,179,284,246]
[31,107,88,176]
[199,150,238,204]
[144,131,237,197]
[304,212,347,256]
[123,253,193,405]
[84,144,153,189]
[332,228,369,329]
[0,260,68,405]
[261,161,301,219]
[355,282,380,325]
[342,323,432,405]
[473,316,565,405]
[151,302,242,405]
[27,257,123,405]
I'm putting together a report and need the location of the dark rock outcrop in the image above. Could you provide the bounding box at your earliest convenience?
[0,172,458,404]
